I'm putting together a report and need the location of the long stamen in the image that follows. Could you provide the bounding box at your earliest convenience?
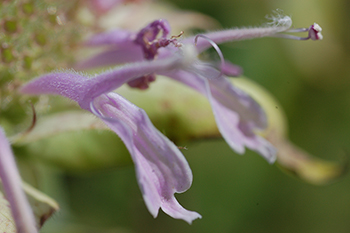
[195,34,225,79]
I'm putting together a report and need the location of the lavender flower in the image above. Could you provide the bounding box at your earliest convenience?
[76,14,322,163]
[0,127,37,233]
[20,13,322,223]
[20,51,201,223]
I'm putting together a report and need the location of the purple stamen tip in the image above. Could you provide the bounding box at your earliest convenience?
[308,23,323,40]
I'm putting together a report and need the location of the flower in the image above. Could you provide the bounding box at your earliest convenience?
[20,51,201,224]
[0,127,37,233]
[76,14,322,163]
[20,13,323,223]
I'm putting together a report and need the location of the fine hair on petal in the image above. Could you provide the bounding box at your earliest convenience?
[52,67,90,78]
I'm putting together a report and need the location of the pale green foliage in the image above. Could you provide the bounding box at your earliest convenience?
[0,0,82,132]
[0,182,58,232]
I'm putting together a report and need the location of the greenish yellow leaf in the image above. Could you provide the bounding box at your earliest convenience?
[232,78,347,185]
[0,182,59,232]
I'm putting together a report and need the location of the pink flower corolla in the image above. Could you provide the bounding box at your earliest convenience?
[20,51,202,224]
[77,15,322,163]
[0,127,37,233]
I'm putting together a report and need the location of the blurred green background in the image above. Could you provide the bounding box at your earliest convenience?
[25,0,350,232]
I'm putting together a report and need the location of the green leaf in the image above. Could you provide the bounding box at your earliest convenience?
[12,111,107,144]
[21,182,59,228]
[0,182,59,232]
[0,191,16,232]
[231,78,347,185]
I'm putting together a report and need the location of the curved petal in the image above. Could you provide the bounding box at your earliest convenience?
[91,93,201,223]
[204,80,276,163]
[160,69,276,163]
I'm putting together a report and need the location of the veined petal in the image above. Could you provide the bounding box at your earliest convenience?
[160,69,276,163]
[193,64,267,129]
[0,127,37,233]
[90,93,201,223]
[160,67,266,129]
[204,81,276,163]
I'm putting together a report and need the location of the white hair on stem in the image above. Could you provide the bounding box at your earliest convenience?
[265,9,292,28]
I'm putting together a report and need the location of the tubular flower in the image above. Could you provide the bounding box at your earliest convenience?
[0,127,37,233]
[20,50,201,224]
[76,15,322,163]
[20,13,322,223]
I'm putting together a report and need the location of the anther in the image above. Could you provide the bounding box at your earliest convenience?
[273,23,323,41]
[308,23,323,40]
[171,31,184,39]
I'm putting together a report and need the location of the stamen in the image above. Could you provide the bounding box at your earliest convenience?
[171,31,184,39]
[194,34,225,79]
[272,23,323,41]
[170,31,184,47]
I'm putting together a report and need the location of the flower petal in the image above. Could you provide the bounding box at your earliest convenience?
[205,81,276,163]
[21,53,191,109]
[91,93,201,223]
[161,69,276,163]
[0,127,37,233]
